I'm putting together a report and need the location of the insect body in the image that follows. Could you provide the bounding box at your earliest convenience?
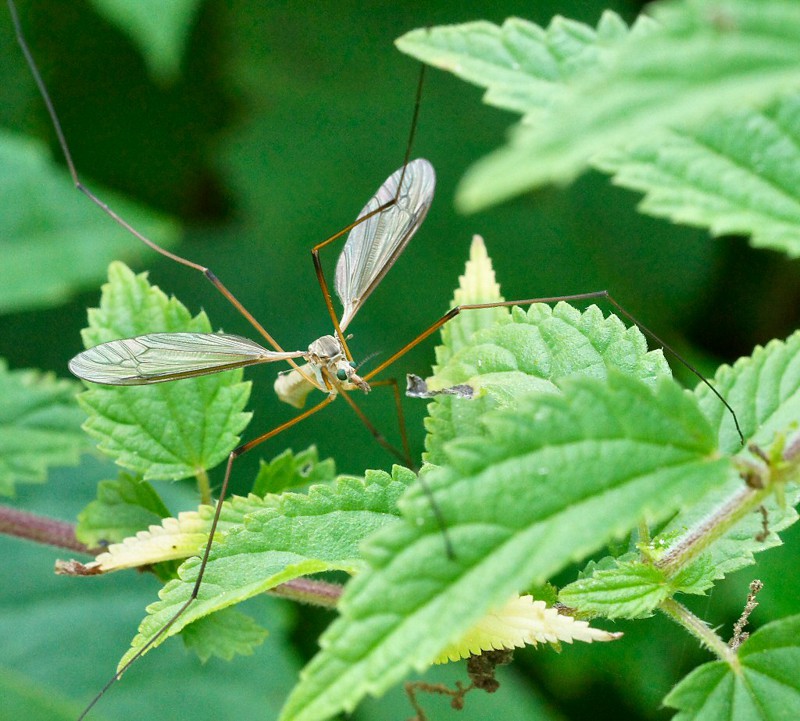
[68,159,435,414]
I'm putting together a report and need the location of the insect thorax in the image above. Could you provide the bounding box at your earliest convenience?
[307,334,345,365]
[306,334,369,393]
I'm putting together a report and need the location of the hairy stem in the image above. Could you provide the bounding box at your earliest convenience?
[660,598,735,665]
[0,504,98,554]
[269,577,343,608]
[655,484,768,577]
[1,505,344,608]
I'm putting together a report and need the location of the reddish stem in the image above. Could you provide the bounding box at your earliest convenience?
[0,504,98,554]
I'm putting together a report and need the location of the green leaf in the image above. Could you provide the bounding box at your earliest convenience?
[695,329,800,454]
[643,331,800,592]
[77,262,252,481]
[74,472,170,547]
[279,373,732,721]
[432,235,507,371]
[423,235,506,464]
[425,300,671,465]
[400,1,800,214]
[119,467,413,666]
[597,94,800,258]
[559,553,717,620]
[89,0,202,82]
[664,614,800,720]
[559,561,670,620]
[182,607,269,663]
[562,331,800,620]
[0,130,179,314]
[396,12,635,117]
[252,446,336,495]
[0,359,89,496]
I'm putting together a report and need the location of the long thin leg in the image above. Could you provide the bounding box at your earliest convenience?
[364,291,744,444]
[338,384,411,467]
[76,394,336,721]
[369,377,413,465]
[341,378,456,560]
[311,66,427,362]
[7,0,300,363]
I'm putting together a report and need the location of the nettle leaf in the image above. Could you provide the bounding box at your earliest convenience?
[252,445,336,495]
[425,299,670,464]
[89,0,202,82]
[399,2,800,216]
[432,235,507,371]
[559,553,716,620]
[119,467,414,667]
[562,332,800,619]
[598,94,800,258]
[664,614,800,721]
[647,332,800,590]
[423,235,506,464]
[0,360,89,496]
[695,329,800,455]
[182,607,269,663]
[0,130,178,314]
[77,262,252,481]
[75,472,170,547]
[279,373,732,721]
[84,491,267,573]
[559,561,670,620]
[396,11,640,118]
[435,594,621,663]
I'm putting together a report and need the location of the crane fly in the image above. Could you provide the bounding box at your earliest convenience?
[68,158,436,406]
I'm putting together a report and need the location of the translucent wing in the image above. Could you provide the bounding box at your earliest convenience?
[69,332,304,385]
[335,158,435,331]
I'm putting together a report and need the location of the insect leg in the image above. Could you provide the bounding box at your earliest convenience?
[6,0,296,362]
[368,377,413,466]
[338,386,412,468]
[338,382,453,558]
[364,291,744,445]
[310,66,427,361]
[76,393,337,721]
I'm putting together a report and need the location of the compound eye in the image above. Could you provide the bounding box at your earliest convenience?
[336,368,348,381]
[349,361,357,368]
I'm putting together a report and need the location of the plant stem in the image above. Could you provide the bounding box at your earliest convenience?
[270,577,343,608]
[1,505,345,608]
[660,598,736,665]
[655,484,768,577]
[637,519,651,546]
[0,504,98,554]
[195,467,212,506]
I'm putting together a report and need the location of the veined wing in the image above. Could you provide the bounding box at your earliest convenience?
[68,332,304,385]
[335,158,435,331]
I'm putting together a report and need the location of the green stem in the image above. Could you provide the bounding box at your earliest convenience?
[195,467,212,506]
[660,598,736,666]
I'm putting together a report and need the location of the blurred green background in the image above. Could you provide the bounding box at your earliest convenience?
[1,1,798,720]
